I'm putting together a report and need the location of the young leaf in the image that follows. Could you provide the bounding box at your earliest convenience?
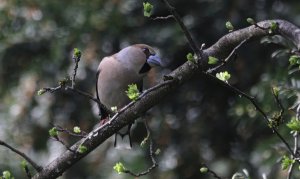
[270,21,278,31]
[208,56,219,65]
[281,155,294,170]
[216,71,231,82]
[225,21,234,32]
[49,127,58,137]
[232,172,246,179]
[246,18,255,25]
[140,136,149,147]
[289,55,300,65]
[111,106,118,113]
[155,148,161,155]
[200,167,208,173]
[286,117,300,132]
[113,162,126,174]
[186,53,194,62]
[37,89,46,96]
[143,2,153,17]
[78,145,88,154]
[2,171,13,179]
[126,84,140,101]
[73,126,81,134]
[272,86,279,97]
[73,48,81,59]
[269,21,278,34]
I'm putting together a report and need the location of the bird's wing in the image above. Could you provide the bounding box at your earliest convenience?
[95,68,109,119]
[95,69,100,102]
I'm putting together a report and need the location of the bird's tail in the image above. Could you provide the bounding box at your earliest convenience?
[114,124,132,149]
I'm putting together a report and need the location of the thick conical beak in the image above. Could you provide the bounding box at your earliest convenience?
[147,54,162,67]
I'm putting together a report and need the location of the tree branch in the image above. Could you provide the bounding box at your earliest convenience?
[0,140,42,172]
[33,19,300,179]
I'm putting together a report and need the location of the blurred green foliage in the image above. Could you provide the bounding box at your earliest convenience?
[0,0,299,179]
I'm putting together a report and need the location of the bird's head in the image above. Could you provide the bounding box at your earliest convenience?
[116,44,162,74]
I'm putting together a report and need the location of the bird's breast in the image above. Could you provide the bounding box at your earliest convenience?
[98,62,143,109]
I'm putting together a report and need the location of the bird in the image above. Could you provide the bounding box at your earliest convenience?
[96,44,162,149]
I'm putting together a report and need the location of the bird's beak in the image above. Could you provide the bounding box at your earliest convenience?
[147,54,162,67]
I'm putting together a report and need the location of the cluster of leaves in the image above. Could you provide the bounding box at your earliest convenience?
[0,171,14,179]
[281,155,295,170]
[289,55,300,69]
[208,56,219,65]
[216,71,231,82]
[126,84,140,101]
[143,2,153,17]
[113,162,126,174]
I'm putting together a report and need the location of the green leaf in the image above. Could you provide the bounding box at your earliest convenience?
[155,148,161,155]
[20,160,27,171]
[289,55,300,65]
[269,21,278,34]
[113,162,126,174]
[78,145,88,154]
[73,126,81,134]
[270,21,278,31]
[111,106,118,113]
[200,167,208,173]
[58,77,70,86]
[208,56,219,65]
[140,136,148,147]
[143,2,153,17]
[2,171,13,179]
[37,89,46,96]
[186,53,195,62]
[126,84,140,101]
[49,127,58,137]
[281,155,294,170]
[225,21,234,32]
[246,18,255,25]
[73,48,81,59]
[232,172,246,179]
[216,71,231,82]
[286,117,300,132]
[272,86,279,97]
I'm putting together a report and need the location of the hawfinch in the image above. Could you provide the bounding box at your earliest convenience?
[96,44,162,149]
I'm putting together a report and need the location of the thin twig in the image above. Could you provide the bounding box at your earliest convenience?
[0,140,42,172]
[271,87,284,118]
[201,164,223,179]
[54,125,87,138]
[50,136,76,153]
[43,84,113,115]
[160,0,203,61]
[66,86,113,115]
[124,119,158,177]
[205,73,295,156]
[71,53,81,88]
[24,165,32,178]
[288,104,300,179]
[151,15,173,20]
[43,86,62,93]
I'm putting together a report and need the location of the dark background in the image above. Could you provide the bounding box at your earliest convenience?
[0,0,299,178]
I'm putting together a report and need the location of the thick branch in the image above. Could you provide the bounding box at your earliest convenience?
[205,20,300,60]
[33,19,300,179]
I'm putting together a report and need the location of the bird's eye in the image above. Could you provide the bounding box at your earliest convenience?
[142,48,150,58]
